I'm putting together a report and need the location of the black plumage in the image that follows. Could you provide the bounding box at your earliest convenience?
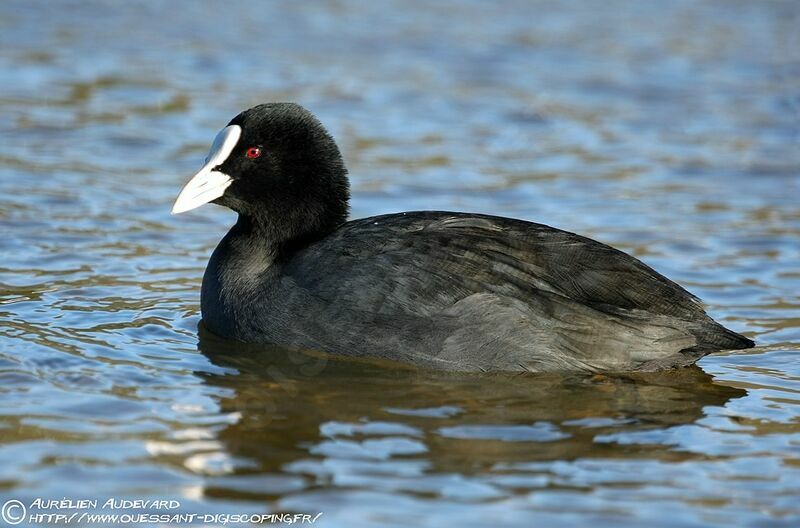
[175,103,754,372]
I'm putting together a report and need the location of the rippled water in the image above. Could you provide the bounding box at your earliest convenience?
[1,1,799,526]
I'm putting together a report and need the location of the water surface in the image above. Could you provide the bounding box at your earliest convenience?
[1,1,799,526]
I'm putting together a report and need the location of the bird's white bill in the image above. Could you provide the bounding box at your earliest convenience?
[171,125,242,214]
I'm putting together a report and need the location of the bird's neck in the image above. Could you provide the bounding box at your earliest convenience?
[201,215,279,331]
[219,214,281,270]
[229,212,335,261]
[206,211,333,292]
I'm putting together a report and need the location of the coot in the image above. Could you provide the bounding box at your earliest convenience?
[172,103,754,372]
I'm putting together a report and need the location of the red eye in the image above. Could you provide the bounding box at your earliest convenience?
[246,147,262,159]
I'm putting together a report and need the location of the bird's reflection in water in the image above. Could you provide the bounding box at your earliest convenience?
[196,324,746,499]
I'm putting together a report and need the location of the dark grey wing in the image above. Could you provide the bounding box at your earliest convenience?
[284,211,701,318]
[283,211,751,355]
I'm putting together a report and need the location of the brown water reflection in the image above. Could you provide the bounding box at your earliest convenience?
[198,326,748,498]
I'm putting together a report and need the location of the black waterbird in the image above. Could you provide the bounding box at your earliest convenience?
[172,103,754,372]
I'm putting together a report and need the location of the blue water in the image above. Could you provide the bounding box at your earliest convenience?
[1,1,799,526]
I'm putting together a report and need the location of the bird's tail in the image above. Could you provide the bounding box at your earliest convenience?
[684,319,754,359]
